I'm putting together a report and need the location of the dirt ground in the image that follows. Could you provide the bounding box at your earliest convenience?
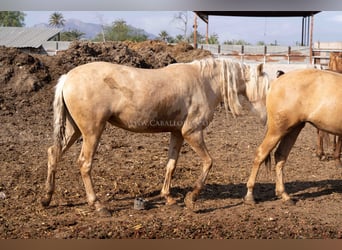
[0,41,341,239]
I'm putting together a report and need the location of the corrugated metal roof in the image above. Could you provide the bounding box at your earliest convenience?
[0,27,62,48]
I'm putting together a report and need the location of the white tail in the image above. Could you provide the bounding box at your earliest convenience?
[52,74,67,159]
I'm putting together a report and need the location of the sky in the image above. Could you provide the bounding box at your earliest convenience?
[23,11,342,45]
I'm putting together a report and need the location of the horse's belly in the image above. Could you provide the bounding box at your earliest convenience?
[309,113,342,135]
[108,110,184,133]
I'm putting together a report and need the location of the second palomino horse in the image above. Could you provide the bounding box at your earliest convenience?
[245,68,342,205]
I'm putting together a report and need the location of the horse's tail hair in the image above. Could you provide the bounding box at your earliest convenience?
[263,126,272,176]
[52,74,68,161]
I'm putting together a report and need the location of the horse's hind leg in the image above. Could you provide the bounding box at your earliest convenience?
[274,123,304,204]
[244,129,283,204]
[333,136,342,168]
[42,119,81,207]
[78,128,110,216]
[160,131,184,205]
[182,130,213,210]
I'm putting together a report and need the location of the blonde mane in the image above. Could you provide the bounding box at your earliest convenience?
[244,63,270,104]
[194,58,268,117]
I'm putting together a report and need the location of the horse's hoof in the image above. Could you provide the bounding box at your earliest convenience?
[41,197,51,208]
[97,207,111,217]
[321,155,328,161]
[243,196,256,205]
[243,193,256,205]
[165,197,177,206]
[184,192,195,210]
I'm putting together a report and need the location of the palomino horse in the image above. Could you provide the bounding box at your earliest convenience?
[41,58,269,215]
[276,69,342,168]
[315,52,342,167]
[316,130,342,168]
[244,68,342,205]
[329,52,342,73]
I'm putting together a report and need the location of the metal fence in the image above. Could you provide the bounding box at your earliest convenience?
[199,44,311,64]
[41,41,342,69]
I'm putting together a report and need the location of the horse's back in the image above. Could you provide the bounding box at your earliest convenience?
[59,61,205,133]
[269,68,342,98]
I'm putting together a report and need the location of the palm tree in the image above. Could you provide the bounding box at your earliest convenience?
[61,29,85,41]
[49,12,65,28]
[175,35,184,43]
[158,30,169,42]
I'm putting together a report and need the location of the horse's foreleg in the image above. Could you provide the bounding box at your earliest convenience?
[274,124,304,204]
[244,130,282,204]
[333,136,342,168]
[78,132,110,217]
[160,131,184,205]
[183,130,213,210]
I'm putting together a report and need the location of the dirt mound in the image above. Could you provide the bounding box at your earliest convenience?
[0,46,51,93]
[52,41,149,76]
[50,40,211,79]
[126,40,212,66]
[0,41,212,93]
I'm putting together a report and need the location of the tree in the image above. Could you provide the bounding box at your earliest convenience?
[256,41,266,46]
[158,30,170,42]
[175,34,184,43]
[188,31,205,44]
[223,39,251,45]
[108,19,129,41]
[49,12,65,28]
[0,11,25,27]
[173,11,188,41]
[207,33,219,44]
[94,19,147,42]
[60,29,85,41]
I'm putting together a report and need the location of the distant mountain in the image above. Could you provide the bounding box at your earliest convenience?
[33,19,157,40]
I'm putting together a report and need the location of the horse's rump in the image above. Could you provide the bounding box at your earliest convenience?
[268,68,342,135]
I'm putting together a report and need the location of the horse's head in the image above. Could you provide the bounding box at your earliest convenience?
[243,63,270,124]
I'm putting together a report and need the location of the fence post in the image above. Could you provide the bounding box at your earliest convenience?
[288,46,291,64]
[55,42,59,55]
[218,44,221,54]
[263,45,267,64]
[241,45,244,63]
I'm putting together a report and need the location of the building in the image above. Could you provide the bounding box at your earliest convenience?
[0,27,63,54]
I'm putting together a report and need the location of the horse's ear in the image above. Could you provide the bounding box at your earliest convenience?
[257,63,263,75]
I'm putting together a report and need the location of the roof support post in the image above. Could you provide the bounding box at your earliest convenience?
[301,17,305,46]
[309,14,314,64]
[205,21,209,44]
